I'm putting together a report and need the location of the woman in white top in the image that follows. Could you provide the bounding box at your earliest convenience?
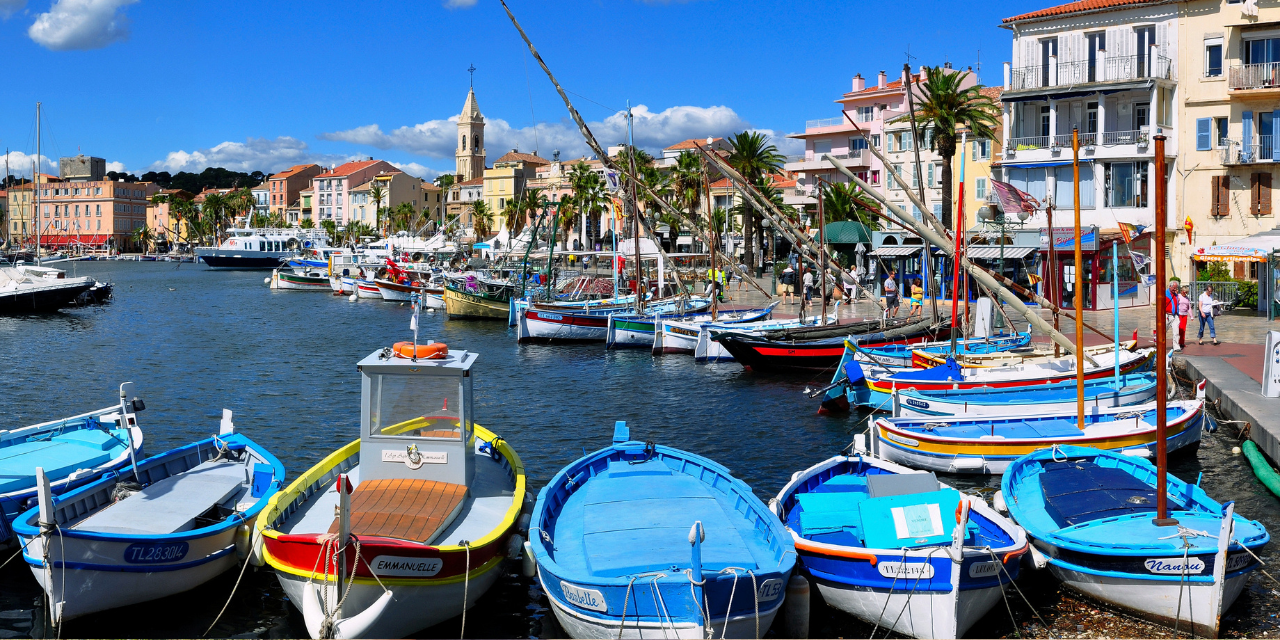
[1198,285,1218,345]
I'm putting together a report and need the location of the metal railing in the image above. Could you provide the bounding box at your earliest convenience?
[1190,281,1239,309]
[1229,62,1280,90]
[1009,136,1050,150]
[1051,132,1098,147]
[784,150,865,165]
[1101,129,1148,146]
[805,116,845,129]
[1220,137,1275,164]
[1009,54,1172,91]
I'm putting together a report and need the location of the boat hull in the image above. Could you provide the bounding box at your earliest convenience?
[273,271,331,291]
[197,252,284,269]
[718,325,947,372]
[355,280,383,299]
[810,574,1003,639]
[894,376,1158,418]
[0,280,95,313]
[521,309,609,342]
[445,288,510,319]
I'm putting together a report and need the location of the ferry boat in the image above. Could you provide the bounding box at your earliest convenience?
[196,228,330,269]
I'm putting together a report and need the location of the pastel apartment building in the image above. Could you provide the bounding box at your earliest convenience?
[350,170,424,228]
[268,164,323,222]
[311,159,399,224]
[999,0,1178,230]
[28,156,161,249]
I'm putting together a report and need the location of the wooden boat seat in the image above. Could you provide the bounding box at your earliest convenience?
[73,461,247,535]
[331,478,467,544]
[416,429,460,439]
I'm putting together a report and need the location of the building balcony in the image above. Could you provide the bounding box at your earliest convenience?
[1221,137,1276,164]
[783,150,868,172]
[1005,129,1151,162]
[1228,63,1280,91]
[804,116,847,131]
[1008,55,1173,94]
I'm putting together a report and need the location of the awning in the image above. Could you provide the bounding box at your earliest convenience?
[824,221,872,244]
[1000,159,1095,169]
[1191,230,1280,263]
[40,234,112,247]
[966,246,1037,259]
[871,246,923,257]
[1001,80,1155,103]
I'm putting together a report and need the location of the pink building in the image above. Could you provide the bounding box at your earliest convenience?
[784,68,978,212]
[311,159,399,224]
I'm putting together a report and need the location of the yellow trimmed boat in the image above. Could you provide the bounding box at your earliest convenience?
[444,286,511,320]
[253,346,527,639]
[910,339,1137,368]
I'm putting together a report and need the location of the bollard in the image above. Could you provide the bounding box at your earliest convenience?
[522,539,537,578]
[783,574,810,639]
[348,293,357,302]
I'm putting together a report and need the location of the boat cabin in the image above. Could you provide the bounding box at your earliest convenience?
[356,347,477,488]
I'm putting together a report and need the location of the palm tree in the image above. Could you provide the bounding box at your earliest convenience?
[670,151,704,218]
[555,200,576,250]
[726,131,784,273]
[470,200,493,238]
[200,193,228,244]
[227,187,255,227]
[521,188,547,237]
[319,219,338,244]
[299,217,315,229]
[369,184,386,235]
[567,162,602,246]
[914,66,999,229]
[131,225,154,254]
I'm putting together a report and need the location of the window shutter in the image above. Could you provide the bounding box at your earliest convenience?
[1244,111,1255,160]
[1273,111,1280,161]
[1196,118,1212,151]
[1261,172,1273,215]
[1251,173,1261,214]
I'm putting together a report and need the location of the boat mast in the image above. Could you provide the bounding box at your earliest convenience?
[627,103,643,312]
[818,183,828,326]
[1047,201,1059,356]
[700,154,718,321]
[35,103,41,267]
[1113,236,1120,382]
[1153,134,1175,525]
[1073,128,1084,429]
[952,132,967,352]
[903,64,937,321]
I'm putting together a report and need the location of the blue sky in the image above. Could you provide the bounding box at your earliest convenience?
[0,0,1033,181]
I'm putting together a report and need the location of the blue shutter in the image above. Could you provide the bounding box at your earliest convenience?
[1272,110,1280,160]
[1196,118,1211,151]
[1243,111,1254,161]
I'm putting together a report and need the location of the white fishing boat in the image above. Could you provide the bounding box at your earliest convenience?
[196,228,329,269]
[654,314,837,362]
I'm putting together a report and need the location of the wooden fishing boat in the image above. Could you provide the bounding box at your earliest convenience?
[911,339,1137,369]
[652,314,839,362]
[604,299,738,348]
[445,281,513,320]
[714,317,947,373]
[529,421,795,639]
[516,298,714,344]
[893,372,1159,418]
[820,347,1154,412]
[375,279,443,302]
[871,399,1205,475]
[0,384,145,545]
[1002,446,1269,637]
[355,279,383,299]
[254,345,526,639]
[271,268,331,291]
[14,417,283,622]
[857,332,1031,368]
[771,453,1027,639]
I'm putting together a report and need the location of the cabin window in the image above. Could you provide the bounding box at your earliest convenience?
[368,374,470,442]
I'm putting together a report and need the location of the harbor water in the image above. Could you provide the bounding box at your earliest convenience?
[1,262,1278,638]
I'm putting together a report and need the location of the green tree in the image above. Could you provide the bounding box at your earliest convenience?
[131,225,154,253]
[299,217,316,229]
[368,184,386,235]
[567,162,605,245]
[914,66,999,229]
[726,131,784,272]
[319,219,338,244]
[435,174,456,191]
[470,200,493,238]
[200,193,228,244]
[818,181,880,229]
[670,151,705,218]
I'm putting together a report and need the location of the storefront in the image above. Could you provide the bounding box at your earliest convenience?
[1038,226,1154,310]
[1190,229,1280,316]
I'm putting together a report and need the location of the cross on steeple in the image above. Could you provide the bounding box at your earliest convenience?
[468,64,476,88]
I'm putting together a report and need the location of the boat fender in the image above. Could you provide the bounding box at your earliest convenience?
[249,527,265,567]
[522,540,537,578]
[1027,544,1049,570]
[348,294,357,302]
[234,522,253,561]
[506,533,524,563]
[517,513,531,536]
[302,582,394,639]
[783,574,810,639]
[992,490,1008,514]
[853,433,868,456]
[522,491,536,516]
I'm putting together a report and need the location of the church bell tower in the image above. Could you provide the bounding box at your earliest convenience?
[456,73,486,181]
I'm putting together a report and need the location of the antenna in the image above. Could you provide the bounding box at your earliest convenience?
[468,64,476,88]
[976,50,982,82]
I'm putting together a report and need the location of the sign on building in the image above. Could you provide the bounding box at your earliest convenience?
[1040,226,1098,252]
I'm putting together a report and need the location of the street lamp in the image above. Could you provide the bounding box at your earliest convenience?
[761,216,775,294]
[977,203,1029,281]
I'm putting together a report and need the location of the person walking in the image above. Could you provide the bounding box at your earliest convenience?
[883,268,900,318]
[779,265,797,304]
[1198,284,1219,345]
[801,265,815,311]
[1176,285,1192,349]
[907,277,924,318]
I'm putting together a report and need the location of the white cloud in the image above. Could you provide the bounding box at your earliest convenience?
[0,0,26,19]
[751,129,805,157]
[443,0,477,7]
[389,161,443,181]
[320,104,752,162]
[0,151,55,177]
[146,137,360,175]
[105,160,126,173]
[28,0,137,51]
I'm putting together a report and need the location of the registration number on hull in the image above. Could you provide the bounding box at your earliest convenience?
[124,541,189,564]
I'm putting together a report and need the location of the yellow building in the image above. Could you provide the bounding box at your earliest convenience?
[482,151,549,230]
[962,86,1005,223]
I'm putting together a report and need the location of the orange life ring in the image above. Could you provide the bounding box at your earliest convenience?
[392,341,448,359]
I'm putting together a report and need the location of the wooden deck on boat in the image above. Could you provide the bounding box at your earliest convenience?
[330,478,467,543]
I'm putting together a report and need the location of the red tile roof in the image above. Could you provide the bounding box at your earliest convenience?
[664,137,724,151]
[271,163,320,180]
[316,159,383,178]
[841,74,921,99]
[493,151,550,166]
[457,177,484,187]
[1003,0,1163,23]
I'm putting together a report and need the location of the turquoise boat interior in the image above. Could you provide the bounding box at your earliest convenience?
[887,403,1194,440]
[899,373,1156,405]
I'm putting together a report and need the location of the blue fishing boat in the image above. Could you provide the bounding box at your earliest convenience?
[771,452,1027,639]
[13,413,284,623]
[872,399,1205,475]
[1002,446,1270,637]
[529,422,795,638]
[893,372,1159,417]
[608,302,778,349]
[0,384,145,545]
[855,331,1031,367]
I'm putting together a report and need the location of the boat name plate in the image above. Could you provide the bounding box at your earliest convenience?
[539,313,563,321]
[560,581,608,612]
[1225,553,1255,573]
[904,398,930,409]
[756,578,784,601]
[1144,557,1206,575]
[371,555,444,577]
[968,560,1001,578]
[382,450,447,465]
[877,562,935,579]
[124,541,189,564]
[884,432,920,448]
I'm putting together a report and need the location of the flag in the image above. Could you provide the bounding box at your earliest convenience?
[1118,222,1138,243]
[989,180,1040,217]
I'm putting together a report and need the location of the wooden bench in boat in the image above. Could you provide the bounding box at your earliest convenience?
[330,478,467,544]
[72,461,248,535]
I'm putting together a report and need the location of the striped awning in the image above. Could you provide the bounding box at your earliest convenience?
[966,246,1037,259]
[871,246,922,256]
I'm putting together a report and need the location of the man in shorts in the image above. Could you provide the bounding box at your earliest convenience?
[883,269,900,317]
